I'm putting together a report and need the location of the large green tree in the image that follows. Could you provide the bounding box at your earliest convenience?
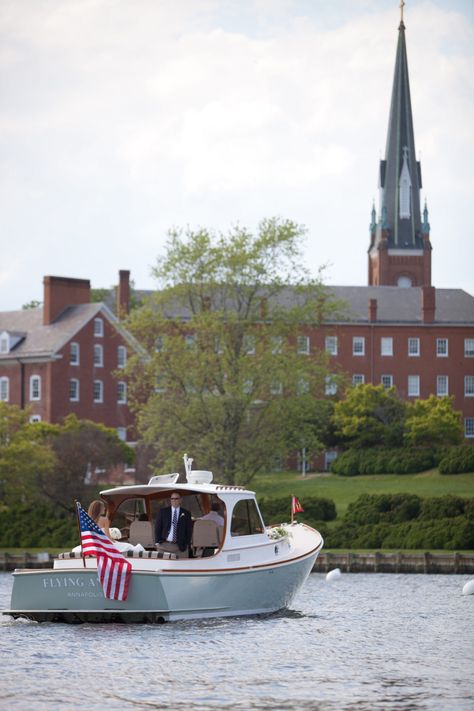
[126,218,345,484]
[332,383,407,449]
[403,395,463,447]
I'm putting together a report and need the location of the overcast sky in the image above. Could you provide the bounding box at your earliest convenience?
[1,0,473,310]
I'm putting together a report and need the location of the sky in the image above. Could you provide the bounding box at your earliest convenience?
[1,0,473,310]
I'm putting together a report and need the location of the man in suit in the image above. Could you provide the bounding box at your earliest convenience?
[155,492,193,558]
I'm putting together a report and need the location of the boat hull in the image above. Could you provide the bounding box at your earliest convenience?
[4,550,319,623]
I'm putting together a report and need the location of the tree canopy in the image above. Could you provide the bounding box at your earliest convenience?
[126,218,345,484]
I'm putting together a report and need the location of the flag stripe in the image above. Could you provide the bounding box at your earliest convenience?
[77,503,131,602]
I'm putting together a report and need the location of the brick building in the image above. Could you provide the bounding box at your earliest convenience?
[0,273,142,450]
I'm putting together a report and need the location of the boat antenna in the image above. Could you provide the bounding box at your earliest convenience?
[183,453,193,479]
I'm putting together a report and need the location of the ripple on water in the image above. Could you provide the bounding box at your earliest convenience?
[0,573,473,710]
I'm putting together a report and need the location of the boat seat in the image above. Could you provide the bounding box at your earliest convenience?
[192,520,221,557]
[128,520,155,547]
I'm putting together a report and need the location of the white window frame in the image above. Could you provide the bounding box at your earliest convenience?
[352,374,365,386]
[29,375,41,401]
[94,344,104,367]
[29,414,42,423]
[70,342,80,365]
[271,336,283,355]
[408,338,420,357]
[0,376,9,402]
[69,378,80,402]
[155,336,164,353]
[381,337,393,356]
[408,375,420,397]
[353,337,365,356]
[185,335,196,349]
[465,418,474,438]
[325,336,338,356]
[0,334,9,353]
[117,427,127,442]
[117,345,127,369]
[243,335,256,355]
[465,375,474,397]
[242,379,253,395]
[325,376,337,396]
[465,339,474,357]
[270,380,283,396]
[297,378,310,395]
[436,338,448,357]
[297,335,310,355]
[381,375,393,389]
[436,375,449,397]
[94,317,104,337]
[117,381,127,404]
[93,380,104,403]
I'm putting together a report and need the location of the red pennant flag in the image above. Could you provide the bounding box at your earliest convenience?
[292,496,304,514]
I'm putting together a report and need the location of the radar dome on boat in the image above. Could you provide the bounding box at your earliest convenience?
[186,470,213,485]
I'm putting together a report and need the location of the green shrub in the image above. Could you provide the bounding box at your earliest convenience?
[344,493,422,525]
[0,504,77,548]
[259,496,336,524]
[439,445,474,474]
[331,448,436,476]
[420,495,465,520]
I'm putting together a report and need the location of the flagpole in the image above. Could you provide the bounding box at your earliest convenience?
[75,501,86,568]
[291,496,294,525]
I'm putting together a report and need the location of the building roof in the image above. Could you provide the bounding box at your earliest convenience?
[0,303,146,362]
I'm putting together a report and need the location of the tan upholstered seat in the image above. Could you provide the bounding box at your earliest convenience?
[128,521,155,547]
[192,519,221,557]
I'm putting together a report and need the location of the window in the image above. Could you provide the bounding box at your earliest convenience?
[408,338,420,357]
[0,334,9,353]
[271,336,283,355]
[29,375,41,401]
[94,318,104,337]
[297,335,310,355]
[297,378,309,395]
[352,374,365,386]
[465,376,474,397]
[381,375,393,389]
[29,414,42,423]
[69,379,80,401]
[436,338,448,357]
[437,376,449,397]
[242,379,253,395]
[325,376,337,396]
[93,380,103,403]
[325,451,338,471]
[185,335,195,349]
[155,376,166,393]
[117,345,127,368]
[94,344,103,367]
[117,427,127,442]
[230,499,264,537]
[155,336,164,353]
[243,335,256,355]
[325,336,338,356]
[381,337,393,356]
[270,380,283,395]
[465,339,474,357]
[117,381,127,404]
[70,342,80,365]
[0,377,9,401]
[353,337,365,356]
[465,418,474,438]
[408,375,420,397]
[214,337,224,355]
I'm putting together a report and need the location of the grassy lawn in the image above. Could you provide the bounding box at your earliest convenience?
[251,468,474,518]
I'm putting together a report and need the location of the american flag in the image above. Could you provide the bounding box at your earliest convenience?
[76,503,131,602]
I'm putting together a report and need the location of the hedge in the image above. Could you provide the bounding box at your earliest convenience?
[259,496,337,526]
[439,445,474,474]
[0,504,78,548]
[331,448,437,476]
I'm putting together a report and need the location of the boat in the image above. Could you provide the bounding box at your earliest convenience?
[3,457,323,623]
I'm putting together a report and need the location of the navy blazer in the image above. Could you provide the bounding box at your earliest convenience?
[155,506,192,552]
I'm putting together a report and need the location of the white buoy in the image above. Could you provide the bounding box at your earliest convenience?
[326,567,342,581]
[462,580,474,596]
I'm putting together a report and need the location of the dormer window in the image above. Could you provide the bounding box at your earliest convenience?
[0,334,8,353]
[94,318,104,337]
[0,330,25,353]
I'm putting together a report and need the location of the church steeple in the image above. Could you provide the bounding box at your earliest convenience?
[368,4,432,288]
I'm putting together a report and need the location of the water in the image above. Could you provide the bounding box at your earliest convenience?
[0,572,472,710]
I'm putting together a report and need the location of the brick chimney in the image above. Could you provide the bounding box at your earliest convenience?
[117,270,130,319]
[368,298,377,322]
[43,276,90,325]
[421,286,436,324]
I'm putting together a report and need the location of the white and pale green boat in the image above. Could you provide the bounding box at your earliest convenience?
[4,461,323,623]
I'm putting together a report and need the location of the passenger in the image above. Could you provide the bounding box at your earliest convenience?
[87,499,110,537]
[200,502,224,528]
[155,492,192,559]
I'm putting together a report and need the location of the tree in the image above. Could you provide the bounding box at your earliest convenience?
[126,218,346,484]
[403,395,463,448]
[332,383,407,449]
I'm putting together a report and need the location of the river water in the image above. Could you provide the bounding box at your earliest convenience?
[0,572,472,710]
